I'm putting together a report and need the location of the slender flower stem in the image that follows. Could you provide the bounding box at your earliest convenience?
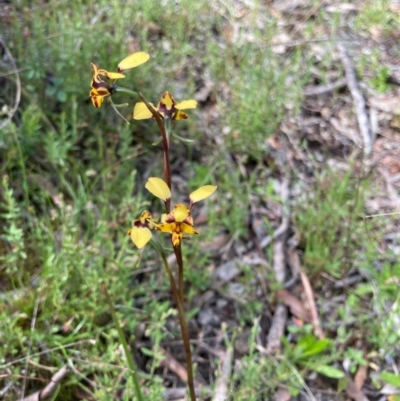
[102,284,144,401]
[174,243,185,305]
[139,92,195,399]
[139,92,171,212]
[156,245,196,401]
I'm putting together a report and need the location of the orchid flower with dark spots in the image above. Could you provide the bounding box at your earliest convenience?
[89,52,149,108]
[133,91,197,121]
[128,177,217,248]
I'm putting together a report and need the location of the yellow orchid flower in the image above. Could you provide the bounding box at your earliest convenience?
[133,91,197,120]
[128,210,155,249]
[90,87,110,108]
[156,204,198,246]
[144,177,217,247]
[89,52,149,108]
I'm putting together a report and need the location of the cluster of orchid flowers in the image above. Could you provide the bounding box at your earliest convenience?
[89,52,216,250]
[90,52,196,121]
[129,177,216,249]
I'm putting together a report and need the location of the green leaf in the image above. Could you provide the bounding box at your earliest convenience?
[297,337,330,359]
[140,347,154,357]
[57,91,67,102]
[314,365,345,379]
[380,371,400,387]
[337,377,348,392]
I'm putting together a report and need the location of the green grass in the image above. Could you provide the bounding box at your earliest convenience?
[1,0,400,400]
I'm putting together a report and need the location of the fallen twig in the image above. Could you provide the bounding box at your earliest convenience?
[21,366,70,401]
[337,42,373,156]
[266,180,290,353]
[259,215,290,249]
[212,347,233,401]
[160,348,202,387]
[303,78,347,97]
[288,249,324,339]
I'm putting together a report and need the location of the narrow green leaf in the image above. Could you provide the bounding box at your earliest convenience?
[140,347,154,357]
[299,339,330,359]
[380,371,400,387]
[314,365,345,379]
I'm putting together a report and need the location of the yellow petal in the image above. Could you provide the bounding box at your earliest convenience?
[133,102,153,120]
[181,223,198,235]
[90,89,105,108]
[118,52,150,71]
[190,185,217,203]
[138,210,153,225]
[106,71,125,79]
[145,177,171,201]
[160,92,175,109]
[172,204,190,223]
[173,110,189,120]
[91,95,103,108]
[176,100,197,110]
[171,231,183,246]
[128,227,152,249]
[156,222,176,233]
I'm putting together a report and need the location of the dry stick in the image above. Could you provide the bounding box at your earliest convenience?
[303,78,347,97]
[21,365,70,401]
[160,348,190,384]
[288,249,324,340]
[266,180,290,353]
[337,43,373,156]
[212,347,233,401]
[160,348,203,389]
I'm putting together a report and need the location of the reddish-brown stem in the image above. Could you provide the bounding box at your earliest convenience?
[138,93,171,212]
[173,242,184,304]
[171,241,184,305]
[139,93,195,399]
[159,248,196,401]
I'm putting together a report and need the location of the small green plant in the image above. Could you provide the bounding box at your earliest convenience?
[0,176,27,286]
[295,169,367,277]
[282,334,343,380]
[355,0,399,35]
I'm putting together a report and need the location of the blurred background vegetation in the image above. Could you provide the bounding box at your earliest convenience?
[2,0,400,400]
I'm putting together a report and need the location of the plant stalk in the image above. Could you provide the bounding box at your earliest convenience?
[173,242,185,305]
[158,247,196,401]
[139,92,171,212]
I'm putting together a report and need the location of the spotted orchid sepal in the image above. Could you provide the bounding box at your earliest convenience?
[128,210,157,249]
